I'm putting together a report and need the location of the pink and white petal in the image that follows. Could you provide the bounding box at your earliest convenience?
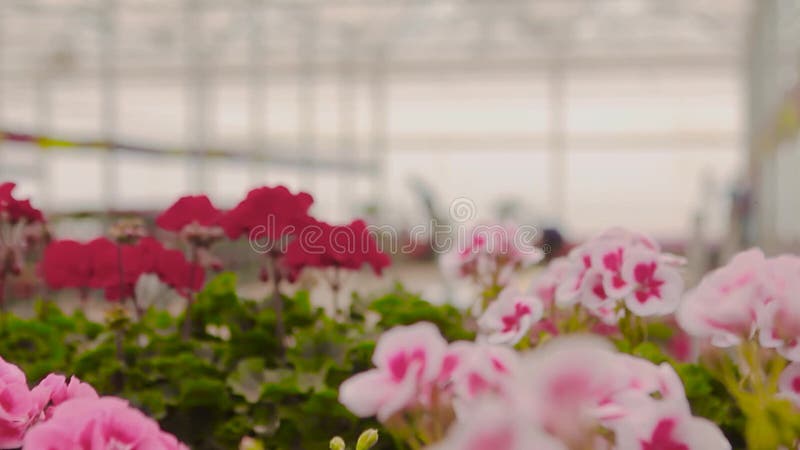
[376,361,424,422]
[372,322,448,382]
[432,400,566,450]
[624,264,683,317]
[778,363,800,407]
[555,253,592,307]
[338,370,393,418]
[778,342,800,362]
[590,242,632,299]
[679,416,732,450]
[579,269,615,311]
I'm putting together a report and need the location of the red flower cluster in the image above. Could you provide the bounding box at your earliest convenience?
[155,195,221,232]
[219,186,314,242]
[283,219,391,281]
[0,182,44,225]
[40,237,203,301]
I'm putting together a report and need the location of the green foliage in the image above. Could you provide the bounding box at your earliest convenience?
[0,274,440,449]
[368,285,473,341]
[0,276,775,450]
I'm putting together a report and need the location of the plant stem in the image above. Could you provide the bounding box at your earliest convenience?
[116,243,141,319]
[112,324,125,392]
[268,254,286,359]
[181,244,199,339]
[330,267,341,318]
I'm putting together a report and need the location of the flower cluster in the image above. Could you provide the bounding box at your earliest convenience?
[23,397,187,450]
[677,248,800,353]
[338,323,516,426]
[40,236,204,301]
[219,185,314,244]
[439,222,543,308]
[551,227,684,322]
[156,194,225,251]
[283,219,391,282]
[0,354,187,450]
[339,324,729,449]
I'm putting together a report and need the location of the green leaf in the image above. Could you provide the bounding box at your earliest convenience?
[227,358,270,403]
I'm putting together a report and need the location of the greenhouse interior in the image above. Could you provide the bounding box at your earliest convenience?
[1,1,800,449]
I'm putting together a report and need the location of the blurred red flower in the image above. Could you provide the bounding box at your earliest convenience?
[0,182,44,224]
[41,237,204,301]
[155,195,221,232]
[283,219,391,281]
[219,185,313,243]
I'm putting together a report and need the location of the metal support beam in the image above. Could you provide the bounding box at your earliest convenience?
[100,0,118,218]
[368,50,389,210]
[184,0,211,192]
[248,0,268,185]
[34,75,52,209]
[547,58,566,225]
[338,29,358,217]
[298,9,318,192]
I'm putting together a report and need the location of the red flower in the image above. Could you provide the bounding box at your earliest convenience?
[154,246,205,294]
[283,219,391,280]
[40,240,94,289]
[156,195,221,232]
[42,237,205,301]
[219,186,313,242]
[0,182,44,224]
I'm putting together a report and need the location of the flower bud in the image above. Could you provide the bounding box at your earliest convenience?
[329,436,346,450]
[356,429,379,450]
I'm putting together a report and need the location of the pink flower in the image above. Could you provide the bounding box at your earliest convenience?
[430,400,566,450]
[22,397,187,450]
[552,228,684,319]
[440,222,543,289]
[620,248,683,317]
[426,336,730,450]
[477,288,543,346]
[0,357,48,448]
[554,247,594,307]
[517,337,637,442]
[338,322,448,421]
[612,392,731,450]
[778,362,800,408]
[528,257,572,307]
[48,375,98,407]
[677,249,766,347]
[441,342,518,404]
[757,255,800,360]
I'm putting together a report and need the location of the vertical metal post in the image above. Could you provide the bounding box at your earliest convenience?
[337,29,357,217]
[368,49,388,210]
[248,0,267,185]
[100,0,118,217]
[35,73,52,210]
[548,59,566,226]
[183,0,210,192]
[298,9,317,192]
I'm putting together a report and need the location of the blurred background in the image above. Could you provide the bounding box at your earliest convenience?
[0,0,798,273]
